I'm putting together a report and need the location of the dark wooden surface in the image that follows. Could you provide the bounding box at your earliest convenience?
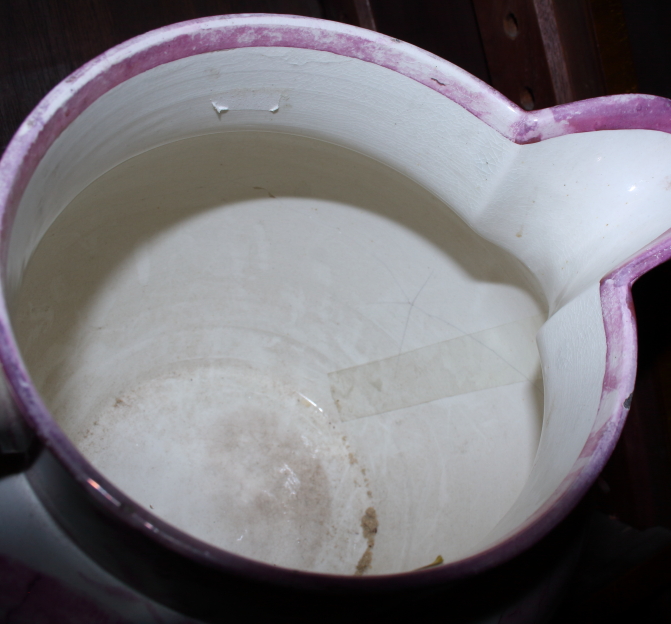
[473,0,557,109]
[0,0,327,153]
[471,0,637,108]
[369,0,491,85]
[621,0,671,100]
[2,1,671,621]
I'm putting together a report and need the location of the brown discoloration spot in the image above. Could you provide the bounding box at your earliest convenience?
[355,547,373,575]
[207,406,333,566]
[252,186,275,198]
[355,507,378,575]
[361,507,378,540]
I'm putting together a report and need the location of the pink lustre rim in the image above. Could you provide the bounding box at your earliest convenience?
[1,14,671,587]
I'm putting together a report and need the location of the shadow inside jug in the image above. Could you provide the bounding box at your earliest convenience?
[12,130,547,575]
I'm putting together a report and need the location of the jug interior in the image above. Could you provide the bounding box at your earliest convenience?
[12,129,546,574]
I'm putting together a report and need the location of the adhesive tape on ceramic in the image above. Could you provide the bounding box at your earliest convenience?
[330,314,544,420]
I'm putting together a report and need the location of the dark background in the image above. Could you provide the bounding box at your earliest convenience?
[2,1,671,622]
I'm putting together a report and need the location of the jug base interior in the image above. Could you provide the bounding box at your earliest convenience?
[13,130,546,574]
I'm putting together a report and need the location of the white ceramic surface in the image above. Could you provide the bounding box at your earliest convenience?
[3,15,671,583]
[13,130,545,574]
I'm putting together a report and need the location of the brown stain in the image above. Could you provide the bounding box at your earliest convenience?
[72,366,344,570]
[206,404,333,568]
[252,186,275,198]
[355,548,373,575]
[355,506,378,575]
[361,506,378,540]
[339,433,374,504]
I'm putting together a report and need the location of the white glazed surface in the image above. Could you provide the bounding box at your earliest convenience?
[14,131,544,573]
[10,45,671,575]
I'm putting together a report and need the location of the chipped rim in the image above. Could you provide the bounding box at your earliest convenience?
[0,14,669,591]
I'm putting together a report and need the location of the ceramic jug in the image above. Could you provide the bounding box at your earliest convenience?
[1,13,671,622]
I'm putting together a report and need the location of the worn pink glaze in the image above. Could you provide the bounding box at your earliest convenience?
[0,13,669,598]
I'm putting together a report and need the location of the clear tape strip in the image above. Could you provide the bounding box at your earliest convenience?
[329,314,545,421]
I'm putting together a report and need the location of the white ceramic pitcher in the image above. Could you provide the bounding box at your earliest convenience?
[1,12,671,621]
